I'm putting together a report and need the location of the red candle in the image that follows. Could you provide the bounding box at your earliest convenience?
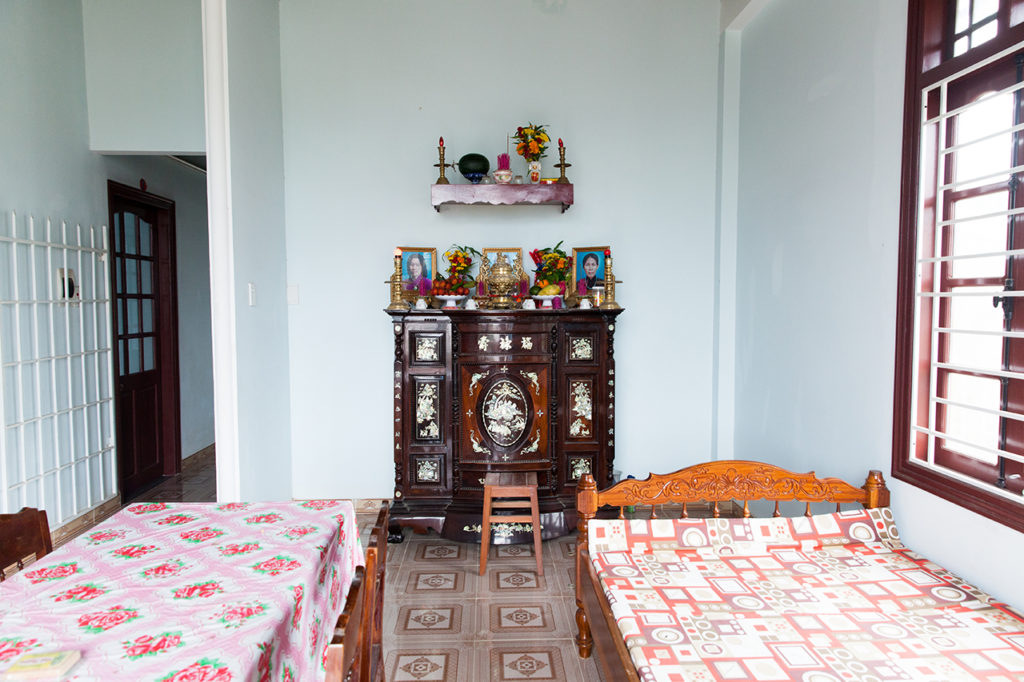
[558,138,564,148]
[439,136,444,147]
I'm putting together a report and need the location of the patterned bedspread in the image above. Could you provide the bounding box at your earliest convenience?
[0,500,362,681]
[589,508,1024,681]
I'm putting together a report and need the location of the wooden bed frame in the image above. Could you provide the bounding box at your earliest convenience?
[574,461,891,682]
[326,502,388,682]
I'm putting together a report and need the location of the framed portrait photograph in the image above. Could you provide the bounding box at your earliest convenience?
[572,246,608,295]
[398,246,437,295]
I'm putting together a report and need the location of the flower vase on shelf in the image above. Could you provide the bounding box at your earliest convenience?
[513,123,550,185]
[527,160,542,184]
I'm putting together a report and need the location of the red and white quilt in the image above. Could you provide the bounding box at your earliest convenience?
[589,508,1024,681]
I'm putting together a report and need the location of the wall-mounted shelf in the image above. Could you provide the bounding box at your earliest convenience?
[431,183,573,213]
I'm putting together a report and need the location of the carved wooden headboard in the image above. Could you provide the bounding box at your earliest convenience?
[576,460,890,523]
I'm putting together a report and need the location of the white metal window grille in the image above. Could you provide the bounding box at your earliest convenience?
[910,39,1024,502]
[0,211,116,525]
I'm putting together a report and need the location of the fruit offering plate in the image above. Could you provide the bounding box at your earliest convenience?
[532,295,560,309]
[435,295,467,309]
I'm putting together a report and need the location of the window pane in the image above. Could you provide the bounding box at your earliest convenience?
[144,337,155,371]
[115,257,123,294]
[953,92,1013,186]
[950,192,1008,278]
[974,0,998,23]
[946,286,1004,370]
[141,261,152,295]
[126,300,139,335]
[128,338,140,374]
[943,373,1001,463]
[119,339,125,376]
[140,220,152,256]
[954,36,970,57]
[972,20,998,48]
[955,0,970,32]
[114,213,121,251]
[124,213,137,255]
[125,259,138,295]
[142,299,154,333]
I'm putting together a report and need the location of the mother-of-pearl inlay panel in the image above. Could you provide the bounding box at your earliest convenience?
[568,380,593,438]
[482,379,529,446]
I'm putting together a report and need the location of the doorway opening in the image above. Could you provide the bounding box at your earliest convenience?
[107,181,182,500]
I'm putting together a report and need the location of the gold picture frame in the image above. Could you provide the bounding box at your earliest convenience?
[571,246,609,296]
[398,246,437,299]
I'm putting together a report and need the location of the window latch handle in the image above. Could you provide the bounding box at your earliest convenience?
[994,295,1015,320]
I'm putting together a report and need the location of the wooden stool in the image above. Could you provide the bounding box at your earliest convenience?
[479,472,543,576]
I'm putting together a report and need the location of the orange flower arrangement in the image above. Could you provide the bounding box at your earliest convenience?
[528,241,570,295]
[513,123,550,162]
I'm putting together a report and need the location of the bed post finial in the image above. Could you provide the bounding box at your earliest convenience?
[863,470,890,508]
[575,473,596,658]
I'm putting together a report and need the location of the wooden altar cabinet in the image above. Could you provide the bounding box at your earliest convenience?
[387,308,623,543]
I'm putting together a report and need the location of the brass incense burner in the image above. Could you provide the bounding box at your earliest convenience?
[486,253,520,309]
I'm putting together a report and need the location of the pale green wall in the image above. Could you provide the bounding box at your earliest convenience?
[279,0,723,499]
[223,0,292,501]
[734,0,1024,607]
[82,0,205,153]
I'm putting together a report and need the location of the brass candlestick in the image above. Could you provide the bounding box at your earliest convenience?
[387,257,408,310]
[555,146,572,184]
[435,146,454,184]
[599,256,621,310]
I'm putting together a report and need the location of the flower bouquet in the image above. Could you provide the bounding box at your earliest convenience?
[513,123,550,162]
[528,241,571,296]
[432,244,480,297]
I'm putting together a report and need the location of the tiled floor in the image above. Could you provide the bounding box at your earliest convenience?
[377,527,601,682]
[128,456,600,681]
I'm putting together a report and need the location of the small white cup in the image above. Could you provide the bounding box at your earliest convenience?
[579,298,592,309]
[415,297,428,310]
[464,298,478,310]
[522,299,536,310]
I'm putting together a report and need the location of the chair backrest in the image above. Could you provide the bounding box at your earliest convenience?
[0,507,53,581]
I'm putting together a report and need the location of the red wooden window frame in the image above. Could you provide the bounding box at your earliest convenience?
[895,0,1024,532]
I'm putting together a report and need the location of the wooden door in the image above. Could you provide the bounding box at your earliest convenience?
[108,182,181,498]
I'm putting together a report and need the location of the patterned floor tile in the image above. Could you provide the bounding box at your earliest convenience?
[410,540,476,565]
[394,603,467,637]
[552,537,577,563]
[487,567,558,596]
[486,601,559,637]
[385,647,467,682]
[493,543,535,560]
[403,568,474,597]
[484,644,570,681]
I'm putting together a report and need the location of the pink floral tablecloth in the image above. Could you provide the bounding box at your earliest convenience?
[0,500,362,681]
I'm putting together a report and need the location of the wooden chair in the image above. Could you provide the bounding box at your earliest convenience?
[0,507,53,581]
[480,472,543,576]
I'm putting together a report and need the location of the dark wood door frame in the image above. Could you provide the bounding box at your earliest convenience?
[107,180,182,493]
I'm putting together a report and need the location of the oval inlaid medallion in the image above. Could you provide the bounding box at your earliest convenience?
[482,379,528,446]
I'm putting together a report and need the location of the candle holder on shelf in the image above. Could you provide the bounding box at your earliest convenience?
[599,256,621,310]
[435,138,454,185]
[387,257,409,311]
[555,145,572,185]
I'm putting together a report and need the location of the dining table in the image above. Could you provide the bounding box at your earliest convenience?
[0,499,363,681]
